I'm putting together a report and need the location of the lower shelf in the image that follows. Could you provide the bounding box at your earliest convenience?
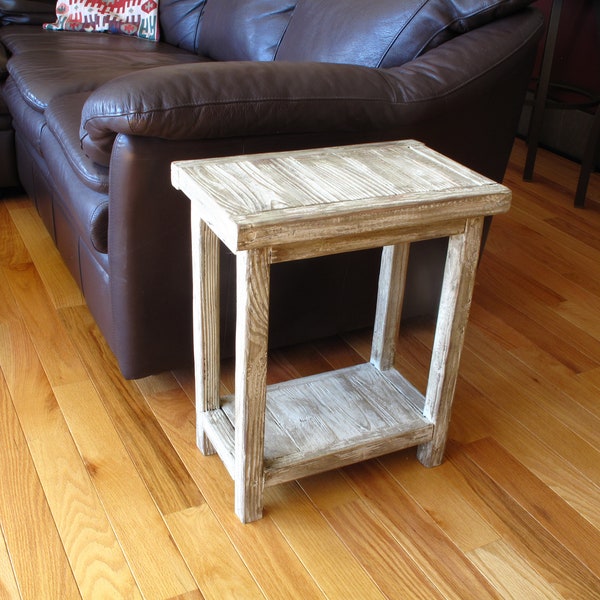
[203,362,434,486]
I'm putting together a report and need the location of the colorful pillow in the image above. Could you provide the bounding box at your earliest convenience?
[43,0,159,41]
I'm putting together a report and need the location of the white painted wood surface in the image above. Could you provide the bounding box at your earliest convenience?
[234,249,270,522]
[219,363,433,486]
[191,212,220,455]
[173,140,512,522]
[371,243,410,371]
[417,217,484,466]
[172,140,510,253]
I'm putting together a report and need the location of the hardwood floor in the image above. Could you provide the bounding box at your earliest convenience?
[1,137,599,599]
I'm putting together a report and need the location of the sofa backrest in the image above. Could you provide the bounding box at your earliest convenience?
[275,0,535,67]
[158,0,207,53]
[197,0,296,61]
[160,0,534,66]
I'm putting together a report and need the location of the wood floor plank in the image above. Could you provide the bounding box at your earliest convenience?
[484,217,600,305]
[509,201,600,265]
[473,280,600,374]
[2,260,88,387]
[265,482,389,600]
[0,321,142,600]
[0,200,30,267]
[457,339,600,486]
[313,335,366,371]
[467,540,563,600]
[449,440,600,599]
[322,498,446,600]
[471,298,600,422]
[466,301,533,353]
[166,505,265,600]
[342,460,502,599]
[478,249,566,309]
[0,267,21,325]
[464,322,600,452]
[0,359,81,599]
[6,202,83,309]
[379,451,500,553]
[485,208,600,299]
[448,386,600,531]
[142,383,327,600]
[53,379,199,599]
[297,469,361,511]
[0,525,21,600]
[59,305,206,516]
[580,366,600,397]
[509,344,600,436]
[460,438,600,577]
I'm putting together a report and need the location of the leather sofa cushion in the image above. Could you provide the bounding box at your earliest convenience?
[6,46,204,111]
[45,91,109,194]
[158,0,206,53]
[40,123,110,253]
[0,25,189,54]
[276,0,534,67]
[42,91,110,252]
[197,0,296,61]
[2,77,45,152]
[0,0,55,25]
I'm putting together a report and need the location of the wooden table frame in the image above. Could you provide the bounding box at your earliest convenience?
[172,141,511,523]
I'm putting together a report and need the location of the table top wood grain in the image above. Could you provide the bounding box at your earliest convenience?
[172,140,511,253]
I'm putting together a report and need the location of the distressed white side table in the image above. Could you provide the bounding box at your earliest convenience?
[172,140,511,523]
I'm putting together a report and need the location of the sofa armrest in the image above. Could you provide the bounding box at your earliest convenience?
[82,8,543,167]
[81,60,402,164]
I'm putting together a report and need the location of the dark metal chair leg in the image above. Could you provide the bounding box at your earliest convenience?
[575,106,600,208]
[524,0,563,182]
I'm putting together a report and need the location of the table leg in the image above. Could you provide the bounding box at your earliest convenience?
[235,248,270,523]
[371,243,410,371]
[191,212,220,455]
[417,217,483,467]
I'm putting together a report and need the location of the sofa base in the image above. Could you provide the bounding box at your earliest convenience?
[0,128,19,188]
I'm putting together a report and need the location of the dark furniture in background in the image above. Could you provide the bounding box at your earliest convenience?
[523,0,600,206]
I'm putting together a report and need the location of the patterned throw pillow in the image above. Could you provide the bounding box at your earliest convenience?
[43,0,159,41]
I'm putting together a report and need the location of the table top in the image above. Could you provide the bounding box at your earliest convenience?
[172,140,511,253]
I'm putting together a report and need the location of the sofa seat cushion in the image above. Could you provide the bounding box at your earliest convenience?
[276,0,534,67]
[0,25,188,54]
[45,91,109,193]
[2,76,45,152]
[39,115,110,253]
[6,46,205,112]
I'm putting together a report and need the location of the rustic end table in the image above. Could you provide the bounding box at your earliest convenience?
[172,140,511,523]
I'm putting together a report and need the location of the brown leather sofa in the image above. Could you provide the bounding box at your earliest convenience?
[1,44,17,187]
[0,0,543,379]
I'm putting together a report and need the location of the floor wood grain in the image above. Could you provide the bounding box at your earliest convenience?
[0,138,599,599]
